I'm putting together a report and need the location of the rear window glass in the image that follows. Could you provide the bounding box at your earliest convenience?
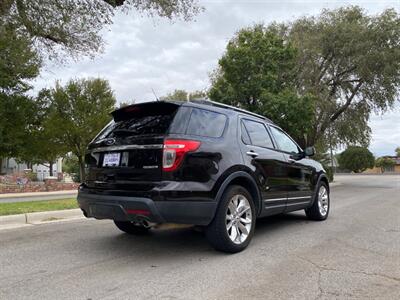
[95,103,179,140]
[111,115,174,137]
[186,108,227,138]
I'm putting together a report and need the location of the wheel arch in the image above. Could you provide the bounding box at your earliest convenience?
[318,174,330,191]
[215,171,262,216]
[310,173,330,206]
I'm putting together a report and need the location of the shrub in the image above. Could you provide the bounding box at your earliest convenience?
[338,146,375,173]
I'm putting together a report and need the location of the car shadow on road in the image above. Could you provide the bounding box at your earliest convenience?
[83,212,311,260]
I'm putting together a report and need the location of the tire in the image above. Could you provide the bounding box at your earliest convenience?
[205,185,256,253]
[305,181,330,221]
[114,220,151,235]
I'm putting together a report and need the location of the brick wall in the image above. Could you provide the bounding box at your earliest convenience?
[0,182,79,194]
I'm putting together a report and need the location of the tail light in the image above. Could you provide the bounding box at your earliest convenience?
[163,139,201,171]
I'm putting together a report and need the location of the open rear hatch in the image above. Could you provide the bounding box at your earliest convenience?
[85,102,181,191]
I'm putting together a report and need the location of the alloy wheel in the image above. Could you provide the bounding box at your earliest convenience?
[226,194,253,244]
[318,186,329,216]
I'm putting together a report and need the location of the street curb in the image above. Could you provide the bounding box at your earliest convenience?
[0,213,27,227]
[0,208,84,230]
[26,209,83,224]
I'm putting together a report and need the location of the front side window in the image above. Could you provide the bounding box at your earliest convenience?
[242,119,274,148]
[269,126,299,153]
[186,108,227,138]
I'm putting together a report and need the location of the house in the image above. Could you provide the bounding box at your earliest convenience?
[363,156,400,174]
[0,158,63,181]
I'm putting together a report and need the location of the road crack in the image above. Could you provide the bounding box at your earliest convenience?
[295,255,400,299]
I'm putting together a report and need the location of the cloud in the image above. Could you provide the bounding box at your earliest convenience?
[32,0,400,155]
[369,104,400,156]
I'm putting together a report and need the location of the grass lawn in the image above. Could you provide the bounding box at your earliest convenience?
[0,198,78,216]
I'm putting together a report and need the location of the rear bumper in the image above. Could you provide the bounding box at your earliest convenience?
[77,191,217,226]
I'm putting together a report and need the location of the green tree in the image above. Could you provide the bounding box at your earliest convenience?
[63,153,81,182]
[161,89,207,101]
[40,78,116,180]
[208,25,315,146]
[0,0,202,170]
[289,6,400,147]
[19,116,68,176]
[0,22,41,168]
[209,7,400,150]
[338,146,375,173]
[1,0,202,60]
[0,95,38,167]
[395,147,400,157]
[0,23,40,94]
[375,157,396,173]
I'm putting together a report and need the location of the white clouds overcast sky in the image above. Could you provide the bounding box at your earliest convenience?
[33,0,400,156]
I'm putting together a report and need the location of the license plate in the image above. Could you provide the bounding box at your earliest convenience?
[103,152,121,167]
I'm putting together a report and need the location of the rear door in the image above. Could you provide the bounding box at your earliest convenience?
[239,118,288,216]
[268,125,313,209]
[85,102,180,191]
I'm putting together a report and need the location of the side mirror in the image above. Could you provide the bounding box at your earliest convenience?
[304,146,315,157]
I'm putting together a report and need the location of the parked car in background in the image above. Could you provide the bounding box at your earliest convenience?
[78,100,330,253]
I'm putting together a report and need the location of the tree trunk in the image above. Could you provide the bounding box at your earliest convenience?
[0,157,3,173]
[49,161,54,176]
[78,155,85,183]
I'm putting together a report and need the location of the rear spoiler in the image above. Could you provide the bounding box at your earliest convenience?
[112,101,181,122]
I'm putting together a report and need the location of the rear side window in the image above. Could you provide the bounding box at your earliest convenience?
[186,108,227,138]
[242,119,274,148]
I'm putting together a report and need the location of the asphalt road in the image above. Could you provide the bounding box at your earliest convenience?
[0,175,399,299]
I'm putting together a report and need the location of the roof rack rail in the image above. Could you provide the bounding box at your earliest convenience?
[189,99,273,123]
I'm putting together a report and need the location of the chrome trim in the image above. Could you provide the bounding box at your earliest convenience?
[286,201,310,206]
[264,204,286,209]
[264,198,287,202]
[288,196,311,200]
[246,151,259,157]
[264,196,311,203]
[91,144,163,153]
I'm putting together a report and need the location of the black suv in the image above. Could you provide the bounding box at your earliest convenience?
[78,100,330,253]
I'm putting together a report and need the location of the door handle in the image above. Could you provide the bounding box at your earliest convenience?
[288,158,296,163]
[246,151,259,158]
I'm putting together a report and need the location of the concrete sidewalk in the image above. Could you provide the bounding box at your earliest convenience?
[0,190,78,203]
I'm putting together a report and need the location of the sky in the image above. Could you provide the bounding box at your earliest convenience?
[32,0,400,157]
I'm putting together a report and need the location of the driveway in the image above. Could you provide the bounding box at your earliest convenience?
[0,175,399,299]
